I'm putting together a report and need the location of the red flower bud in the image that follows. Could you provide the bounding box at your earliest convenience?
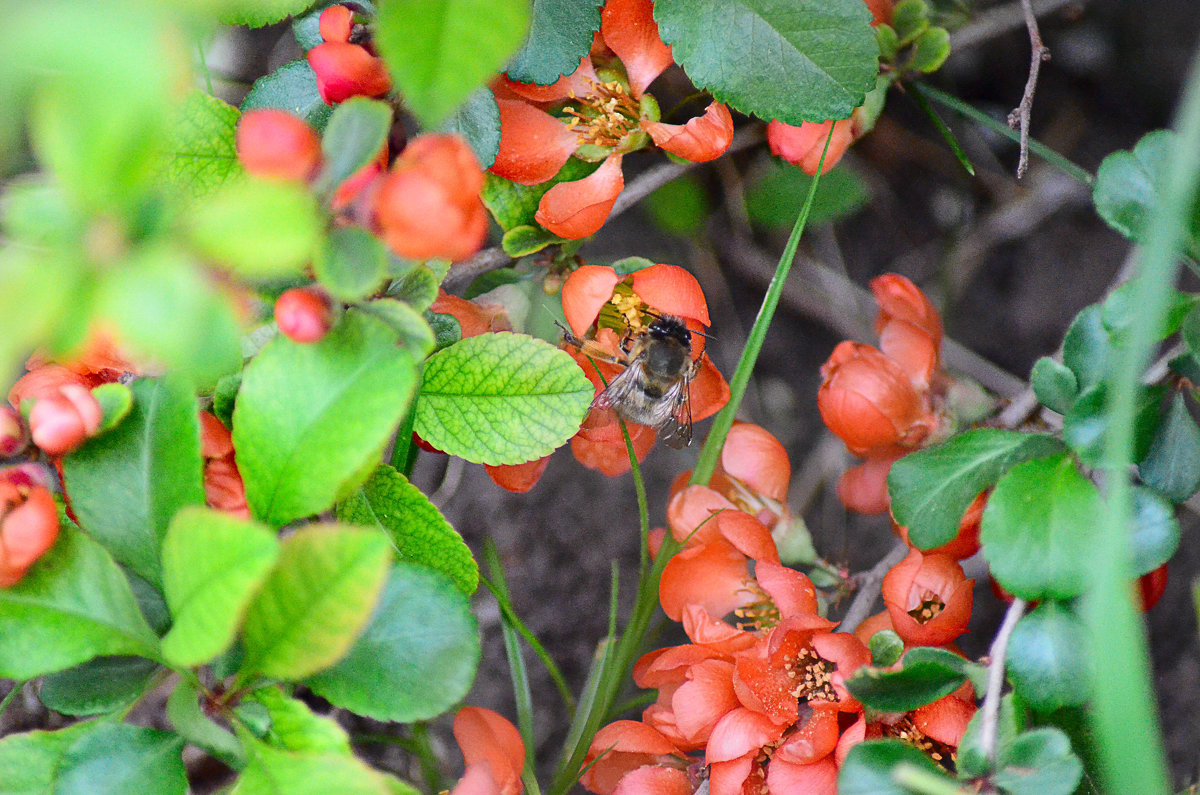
[0,482,59,587]
[373,134,488,261]
[818,341,932,455]
[767,118,854,176]
[307,41,391,104]
[319,4,354,43]
[236,110,322,182]
[0,407,28,458]
[1138,563,1168,611]
[274,288,334,344]
[29,384,102,456]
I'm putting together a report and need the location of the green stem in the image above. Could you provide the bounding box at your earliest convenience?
[617,417,651,569]
[409,722,446,795]
[913,82,1095,186]
[0,681,24,721]
[1082,50,1200,795]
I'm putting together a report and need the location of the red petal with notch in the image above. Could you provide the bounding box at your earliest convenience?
[562,264,621,336]
[600,0,673,98]
[535,154,624,239]
[490,100,578,185]
[642,102,733,163]
[630,263,710,326]
[501,56,598,103]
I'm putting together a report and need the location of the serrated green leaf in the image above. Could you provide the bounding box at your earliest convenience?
[359,298,435,357]
[54,722,186,795]
[0,722,94,794]
[242,59,333,133]
[981,454,1097,600]
[746,160,869,228]
[414,332,593,465]
[156,90,243,198]
[502,224,561,257]
[161,508,279,668]
[306,562,480,721]
[506,0,602,85]
[187,179,322,279]
[1128,485,1181,576]
[232,742,392,795]
[376,0,530,126]
[888,429,1064,550]
[0,527,160,679]
[1005,601,1089,713]
[338,464,478,592]
[234,311,417,526]
[1139,392,1200,503]
[166,678,244,768]
[315,226,387,302]
[1030,357,1077,415]
[993,728,1084,795]
[38,656,160,716]
[1093,129,1200,253]
[316,97,392,195]
[440,87,502,169]
[845,646,971,713]
[481,158,599,231]
[92,382,134,435]
[239,525,392,680]
[655,0,879,125]
[223,0,314,29]
[838,739,954,795]
[62,376,203,586]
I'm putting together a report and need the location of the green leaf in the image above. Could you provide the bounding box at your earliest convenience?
[746,160,869,228]
[223,0,315,29]
[908,26,950,73]
[427,310,463,351]
[213,373,242,428]
[838,739,954,795]
[92,382,134,435]
[166,678,244,768]
[0,526,159,679]
[655,0,879,125]
[440,87,502,169]
[643,173,711,237]
[1138,392,1200,502]
[1061,304,1111,391]
[233,741,393,795]
[376,0,530,126]
[1029,357,1077,415]
[888,429,1064,550]
[502,224,562,257]
[386,259,444,311]
[845,647,972,713]
[359,298,436,357]
[54,723,185,795]
[161,507,280,668]
[1103,281,1196,343]
[481,158,598,231]
[156,89,243,198]
[1128,486,1181,577]
[245,687,351,752]
[306,562,480,721]
[958,693,1021,777]
[62,376,203,587]
[891,0,929,44]
[242,59,334,133]
[414,332,593,465]
[1005,601,1089,713]
[1093,129,1200,253]
[316,97,392,194]
[993,728,1084,795]
[239,525,392,680]
[981,454,1097,600]
[868,629,904,667]
[337,464,478,592]
[187,179,322,279]
[506,0,602,85]
[234,311,417,526]
[314,226,388,302]
[38,656,160,716]
[0,722,94,794]
[1062,383,1164,467]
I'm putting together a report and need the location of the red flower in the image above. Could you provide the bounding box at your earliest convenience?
[881,549,974,646]
[9,330,138,410]
[580,721,689,794]
[451,706,524,795]
[199,412,249,519]
[274,288,333,344]
[0,407,28,458]
[767,118,855,176]
[307,6,390,104]
[28,384,102,456]
[0,479,59,587]
[236,110,322,182]
[872,273,942,389]
[372,134,488,261]
[818,342,934,455]
[1138,564,1168,611]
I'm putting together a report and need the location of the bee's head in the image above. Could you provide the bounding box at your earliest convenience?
[646,315,695,349]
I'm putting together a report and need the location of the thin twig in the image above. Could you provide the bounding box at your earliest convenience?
[1009,0,1052,179]
[978,597,1027,765]
[839,542,909,633]
[949,0,1082,52]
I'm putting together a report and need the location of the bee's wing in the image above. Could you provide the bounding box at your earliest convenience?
[657,378,693,449]
[592,358,646,412]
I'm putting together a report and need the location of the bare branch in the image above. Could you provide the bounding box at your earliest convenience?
[978,597,1027,764]
[949,0,1082,52]
[1009,0,1052,179]
[839,542,909,634]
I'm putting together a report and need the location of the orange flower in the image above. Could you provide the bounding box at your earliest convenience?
[580,721,689,794]
[881,549,974,646]
[635,646,738,750]
[236,110,322,182]
[767,118,855,176]
[818,341,933,455]
[307,6,391,104]
[872,273,942,390]
[0,478,59,587]
[9,330,139,410]
[451,706,524,795]
[836,449,904,515]
[28,384,102,457]
[372,134,488,262]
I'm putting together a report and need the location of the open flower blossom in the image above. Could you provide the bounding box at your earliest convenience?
[819,274,946,514]
[881,548,974,647]
[307,4,391,105]
[491,0,733,238]
[0,473,59,587]
[450,706,525,795]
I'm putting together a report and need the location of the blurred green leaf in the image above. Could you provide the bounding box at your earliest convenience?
[838,739,954,795]
[909,26,950,73]
[244,687,351,752]
[315,226,388,302]
[316,97,391,195]
[867,629,904,667]
[54,723,186,795]
[359,298,436,357]
[440,87,502,169]
[0,722,95,793]
[1127,485,1181,576]
[92,382,134,435]
[156,90,243,198]
[1030,357,1077,415]
[993,728,1084,795]
[1138,392,1200,503]
[643,173,710,236]
[746,161,869,227]
[38,656,160,716]
[0,249,80,384]
[232,740,395,795]
[502,224,561,257]
[223,0,316,29]
[166,678,244,768]
[506,0,601,85]
[293,1,377,51]
[891,0,929,43]
[242,59,333,133]
[1061,304,1112,391]
[1103,281,1196,343]
[958,693,1021,777]
[1062,383,1164,467]
[1006,601,1089,713]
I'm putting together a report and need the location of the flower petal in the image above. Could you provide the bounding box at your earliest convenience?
[767,118,854,176]
[600,0,673,98]
[612,766,693,795]
[535,154,624,239]
[562,264,621,336]
[720,423,790,503]
[642,102,733,163]
[491,100,578,185]
[501,56,598,103]
[453,707,523,795]
[630,263,710,326]
[485,456,551,493]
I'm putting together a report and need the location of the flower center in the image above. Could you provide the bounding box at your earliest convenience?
[785,646,838,704]
[908,593,946,625]
[563,80,641,147]
[880,715,957,770]
[733,580,781,632]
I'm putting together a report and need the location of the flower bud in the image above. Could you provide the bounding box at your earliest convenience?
[274,288,334,344]
[818,341,931,455]
[28,384,102,456]
[307,41,391,104]
[1138,564,1168,611]
[373,134,488,261]
[0,407,28,458]
[881,549,973,646]
[319,4,354,43]
[767,118,855,176]
[0,482,59,587]
[236,110,322,182]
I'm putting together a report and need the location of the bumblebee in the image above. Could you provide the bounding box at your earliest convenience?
[566,313,701,448]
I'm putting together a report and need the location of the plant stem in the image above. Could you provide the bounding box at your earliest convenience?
[0,680,24,721]
[409,722,446,795]
[618,417,651,569]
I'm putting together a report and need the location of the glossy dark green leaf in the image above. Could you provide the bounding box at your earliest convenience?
[506,0,601,85]
[316,97,392,194]
[1128,486,1181,576]
[306,562,480,721]
[54,722,186,795]
[233,311,417,526]
[38,656,160,716]
[426,310,463,351]
[337,464,478,593]
[888,429,1064,550]
[655,0,879,125]
[1029,357,1077,415]
[62,376,203,586]
[993,728,1084,795]
[1063,383,1164,467]
[315,226,388,302]
[1138,393,1200,502]
[845,646,971,713]
[838,739,954,795]
[981,454,1097,600]
[1005,601,1089,713]
[440,87,502,169]
[1061,304,1111,391]
[242,59,333,133]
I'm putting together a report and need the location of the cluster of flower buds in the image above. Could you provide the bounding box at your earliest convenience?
[491,0,733,238]
[580,425,974,794]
